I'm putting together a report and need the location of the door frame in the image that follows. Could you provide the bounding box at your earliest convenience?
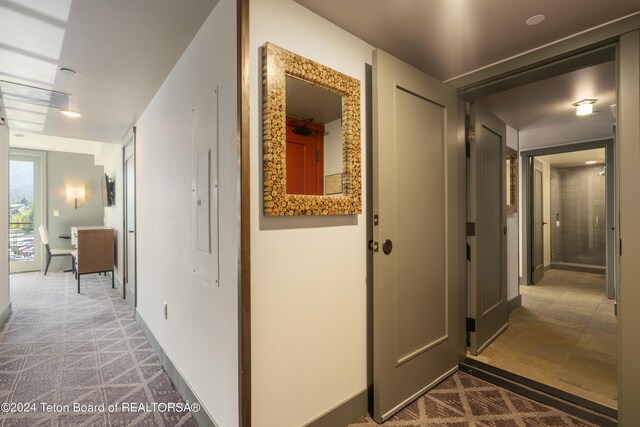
[122,129,136,308]
[9,148,47,274]
[530,157,545,285]
[446,18,639,424]
[520,139,614,292]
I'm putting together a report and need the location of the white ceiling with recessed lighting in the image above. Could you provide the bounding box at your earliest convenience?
[0,0,637,148]
[294,0,633,147]
[294,0,638,81]
[0,0,218,144]
[477,61,616,148]
[538,148,606,168]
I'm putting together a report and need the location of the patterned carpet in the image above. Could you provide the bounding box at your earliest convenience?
[0,272,198,426]
[349,372,598,427]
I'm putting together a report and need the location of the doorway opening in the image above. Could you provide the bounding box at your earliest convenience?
[463,57,618,415]
[9,149,46,274]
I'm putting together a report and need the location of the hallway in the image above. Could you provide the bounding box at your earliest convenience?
[0,272,197,426]
[468,269,616,409]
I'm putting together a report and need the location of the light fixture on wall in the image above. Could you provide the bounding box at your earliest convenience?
[66,186,86,209]
[573,99,597,116]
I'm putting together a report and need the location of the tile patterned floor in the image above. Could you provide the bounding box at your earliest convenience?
[468,269,617,409]
[349,371,598,426]
[0,272,198,426]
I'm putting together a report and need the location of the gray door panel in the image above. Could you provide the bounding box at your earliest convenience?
[532,159,545,284]
[468,105,508,355]
[373,49,460,422]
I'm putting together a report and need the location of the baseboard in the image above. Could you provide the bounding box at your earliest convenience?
[508,295,522,313]
[304,387,369,427]
[550,263,605,274]
[0,302,12,327]
[544,264,552,271]
[135,311,218,427]
[125,281,135,308]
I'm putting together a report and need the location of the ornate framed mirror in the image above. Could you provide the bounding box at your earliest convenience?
[262,42,362,216]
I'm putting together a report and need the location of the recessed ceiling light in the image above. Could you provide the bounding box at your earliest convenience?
[585,160,598,165]
[59,109,82,118]
[573,98,598,116]
[59,67,76,76]
[13,133,24,138]
[525,14,545,26]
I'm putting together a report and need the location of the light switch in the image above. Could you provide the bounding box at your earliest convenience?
[53,210,59,217]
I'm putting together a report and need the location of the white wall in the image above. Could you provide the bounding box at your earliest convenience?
[96,143,124,285]
[324,118,343,179]
[46,151,105,270]
[506,126,519,300]
[134,0,238,425]
[251,1,373,425]
[0,123,9,314]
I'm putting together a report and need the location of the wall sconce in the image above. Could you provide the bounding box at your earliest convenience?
[66,186,85,209]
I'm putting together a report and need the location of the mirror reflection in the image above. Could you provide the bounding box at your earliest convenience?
[285,76,343,195]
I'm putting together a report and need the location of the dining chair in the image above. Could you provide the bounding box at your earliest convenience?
[38,226,76,275]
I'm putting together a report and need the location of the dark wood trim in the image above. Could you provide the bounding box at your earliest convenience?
[238,0,251,425]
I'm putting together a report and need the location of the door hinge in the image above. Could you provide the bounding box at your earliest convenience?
[466,317,476,347]
[466,317,476,332]
[466,141,470,158]
[374,215,379,226]
[467,126,476,142]
[620,238,622,256]
[466,222,475,236]
[466,243,471,261]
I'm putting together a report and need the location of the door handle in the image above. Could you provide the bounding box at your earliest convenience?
[382,239,393,255]
[542,222,548,225]
[128,230,135,233]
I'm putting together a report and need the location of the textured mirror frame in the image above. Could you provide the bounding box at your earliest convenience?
[262,42,362,216]
[506,146,518,214]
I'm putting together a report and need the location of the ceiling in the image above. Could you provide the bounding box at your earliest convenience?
[478,61,616,148]
[295,0,632,147]
[0,1,636,148]
[538,148,605,168]
[0,0,217,144]
[294,0,638,82]
[286,76,342,125]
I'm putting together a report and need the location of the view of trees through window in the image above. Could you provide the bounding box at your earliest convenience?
[9,160,35,262]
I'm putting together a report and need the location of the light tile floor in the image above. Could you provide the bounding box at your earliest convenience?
[468,269,617,409]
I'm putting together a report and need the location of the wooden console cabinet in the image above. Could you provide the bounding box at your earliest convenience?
[72,226,115,292]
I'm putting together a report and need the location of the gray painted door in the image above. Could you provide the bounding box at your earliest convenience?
[373,49,460,423]
[467,105,508,355]
[532,158,545,284]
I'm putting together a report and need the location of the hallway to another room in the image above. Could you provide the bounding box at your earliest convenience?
[0,272,198,426]
[468,269,616,409]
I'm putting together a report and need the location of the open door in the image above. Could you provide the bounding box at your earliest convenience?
[123,134,136,307]
[467,104,507,355]
[531,158,545,284]
[372,49,461,422]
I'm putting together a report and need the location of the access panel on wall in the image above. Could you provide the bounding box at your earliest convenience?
[192,87,219,285]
